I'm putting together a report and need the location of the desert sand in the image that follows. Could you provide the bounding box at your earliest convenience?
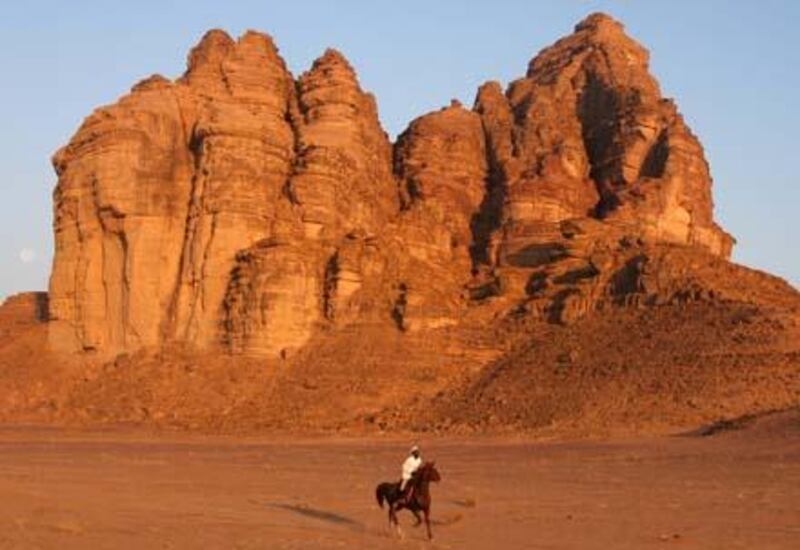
[0,411,797,549]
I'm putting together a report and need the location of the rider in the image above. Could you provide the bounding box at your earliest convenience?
[400,444,423,502]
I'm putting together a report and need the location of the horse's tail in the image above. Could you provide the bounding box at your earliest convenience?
[376,485,385,509]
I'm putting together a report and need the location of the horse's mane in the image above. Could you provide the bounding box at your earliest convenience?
[412,461,438,483]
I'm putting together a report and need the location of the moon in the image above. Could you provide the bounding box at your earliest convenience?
[19,248,36,264]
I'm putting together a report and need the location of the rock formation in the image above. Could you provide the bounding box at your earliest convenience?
[49,31,398,356]
[473,13,733,270]
[0,293,48,334]
[389,101,489,330]
[48,14,756,359]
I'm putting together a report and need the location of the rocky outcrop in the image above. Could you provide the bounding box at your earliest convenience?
[223,239,319,356]
[49,14,754,358]
[290,49,397,241]
[49,70,195,353]
[170,30,300,351]
[0,293,48,334]
[49,31,398,357]
[390,102,488,330]
[49,30,301,354]
[474,13,733,269]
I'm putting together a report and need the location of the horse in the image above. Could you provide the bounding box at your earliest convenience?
[375,461,441,540]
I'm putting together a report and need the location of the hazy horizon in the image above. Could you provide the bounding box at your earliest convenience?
[1,0,798,299]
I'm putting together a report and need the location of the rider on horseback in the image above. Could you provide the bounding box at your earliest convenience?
[376,446,439,540]
[399,444,422,503]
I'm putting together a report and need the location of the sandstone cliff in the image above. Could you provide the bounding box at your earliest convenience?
[47,14,777,362]
[474,14,733,265]
[49,32,398,356]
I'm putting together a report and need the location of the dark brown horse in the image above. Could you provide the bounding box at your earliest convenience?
[375,461,440,540]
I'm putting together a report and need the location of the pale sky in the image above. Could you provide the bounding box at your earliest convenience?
[1,0,798,299]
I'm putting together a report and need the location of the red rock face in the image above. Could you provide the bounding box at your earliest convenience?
[291,49,397,241]
[48,14,739,357]
[474,13,733,268]
[0,293,48,331]
[391,102,488,330]
[172,31,300,349]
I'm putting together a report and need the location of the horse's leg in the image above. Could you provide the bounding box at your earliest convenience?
[389,503,404,539]
[411,509,422,527]
[395,509,405,539]
[424,506,433,540]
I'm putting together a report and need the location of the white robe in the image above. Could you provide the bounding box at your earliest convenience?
[400,454,422,490]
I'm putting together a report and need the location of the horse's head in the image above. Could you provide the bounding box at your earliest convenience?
[419,461,441,483]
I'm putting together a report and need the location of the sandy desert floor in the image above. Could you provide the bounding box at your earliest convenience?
[0,412,798,550]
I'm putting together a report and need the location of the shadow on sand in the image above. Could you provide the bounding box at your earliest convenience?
[269,502,366,530]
